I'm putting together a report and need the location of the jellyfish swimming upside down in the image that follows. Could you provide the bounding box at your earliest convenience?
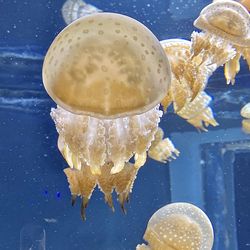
[42,13,176,220]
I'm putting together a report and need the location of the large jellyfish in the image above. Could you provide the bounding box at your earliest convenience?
[160,39,219,131]
[192,0,250,84]
[42,13,179,219]
[136,203,214,250]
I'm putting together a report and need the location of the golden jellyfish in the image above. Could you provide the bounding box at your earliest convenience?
[193,0,250,85]
[240,103,250,133]
[61,0,102,25]
[42,13,179,219]
[136,202,214,250]
[160,39,218,131]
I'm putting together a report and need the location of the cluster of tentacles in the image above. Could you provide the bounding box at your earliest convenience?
[160,0,250,133]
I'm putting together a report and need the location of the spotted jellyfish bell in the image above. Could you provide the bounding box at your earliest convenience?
[160,39,218,131]
[192,0,250,84]
[61,0,102,25]
[136,202,214,250]
[42,13,174,219]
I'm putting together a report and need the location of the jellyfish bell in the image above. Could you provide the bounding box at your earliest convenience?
[43,12,171,119]
[137,202,214,250]
[194,0,250,47]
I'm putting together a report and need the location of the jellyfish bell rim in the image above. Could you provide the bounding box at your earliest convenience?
[42,12,171,119]
[194,0,250,47]
[144,202,214,249]
[160,38,191,49]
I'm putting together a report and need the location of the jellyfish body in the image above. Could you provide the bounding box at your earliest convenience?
[42,13,177,219]
[61,0,102,25]
[160,39,218,131]
[136,203,214,250]
[193,0,250,84]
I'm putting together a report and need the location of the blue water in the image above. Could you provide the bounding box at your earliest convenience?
[0,0,250,249]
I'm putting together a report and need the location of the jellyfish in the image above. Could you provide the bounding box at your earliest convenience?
[136,202,214,250]
[61,0,102,25]
[42,13,179,219]
[192,0,250,85]
[160,39,218,131]
[240,103,250,133]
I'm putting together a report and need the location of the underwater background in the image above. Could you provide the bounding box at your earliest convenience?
[0,0,250,249]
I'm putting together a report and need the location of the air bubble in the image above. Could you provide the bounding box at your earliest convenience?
[83,29,89,33]
[141,43,145,47]
[115,30,121,34]
[133,36,138,41]
[98,22,103,26]
[115,22,121,26]
[98,30,104,35]
[145,50,149,54]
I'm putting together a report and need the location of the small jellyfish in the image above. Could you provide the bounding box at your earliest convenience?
[61,0,102,25]
[160,39,218,131]
[240,103,250,133]
[42,13,178,219]
[192,0,250,84]
[241,102,250,118]
[136,202,214,250]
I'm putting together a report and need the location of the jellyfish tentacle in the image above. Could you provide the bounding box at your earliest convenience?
[148,128,180,163]
[177,91,219,131]
[224,51,241,84]
[242,47,250,69]
[160,39,218,131]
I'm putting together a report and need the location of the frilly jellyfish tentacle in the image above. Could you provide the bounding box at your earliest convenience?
[148,128,180,162]
[160,39,218,131]
[193,0,250,84]
[64,162,139,219]
[136,202,214,250]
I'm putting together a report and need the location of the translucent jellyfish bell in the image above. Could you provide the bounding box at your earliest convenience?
[137,203,214,250]
[43,13,171,119]
[194,0,250,47]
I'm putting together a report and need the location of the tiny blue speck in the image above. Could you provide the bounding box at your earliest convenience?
[44,190,48,195]
[56,192,61,198]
